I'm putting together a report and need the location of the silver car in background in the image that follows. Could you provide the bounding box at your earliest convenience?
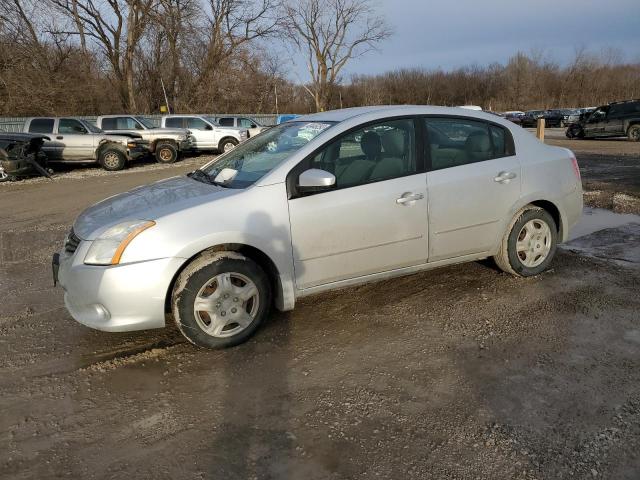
[53,106,583,348]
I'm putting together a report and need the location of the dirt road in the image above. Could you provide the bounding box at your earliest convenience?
[1,144,639,479]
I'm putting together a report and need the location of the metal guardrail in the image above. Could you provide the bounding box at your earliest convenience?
[0,113,282,132]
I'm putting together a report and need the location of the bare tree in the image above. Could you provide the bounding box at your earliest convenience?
[283,0,391,111]
[50,0,156,110]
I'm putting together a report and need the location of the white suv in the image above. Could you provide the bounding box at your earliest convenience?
[160,115,248,153]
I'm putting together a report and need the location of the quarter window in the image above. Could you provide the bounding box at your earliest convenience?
[28,118,54,134]
[424,118,513,171]
[308,119,416,189]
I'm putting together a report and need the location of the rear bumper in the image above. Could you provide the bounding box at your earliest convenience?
[56,241,184,332]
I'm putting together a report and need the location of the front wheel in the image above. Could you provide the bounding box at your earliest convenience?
[494,206,558,277]
[155,142,179,163]
[171,252,271,349]
[99,148,126,171]
[628,125,640,142]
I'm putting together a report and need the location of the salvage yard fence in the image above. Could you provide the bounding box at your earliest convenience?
[0,114,282,133]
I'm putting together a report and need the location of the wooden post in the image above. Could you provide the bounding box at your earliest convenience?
[536,117,545,142]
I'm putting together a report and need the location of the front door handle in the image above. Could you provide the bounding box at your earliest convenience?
[396,192,424,205]
[56,136,63,140]
[494,171,517,183]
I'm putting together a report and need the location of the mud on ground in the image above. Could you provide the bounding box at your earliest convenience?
[1,137,639,479]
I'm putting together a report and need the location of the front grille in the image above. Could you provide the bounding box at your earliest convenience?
[65,229,81,254]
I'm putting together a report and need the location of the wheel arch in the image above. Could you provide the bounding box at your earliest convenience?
[164,243,290,316]
[217,136,239,150]
[529,199,563,241]
[96,140,126,159]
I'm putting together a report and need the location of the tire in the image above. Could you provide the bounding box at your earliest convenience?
[218,137,239,153]
[155,142,179,163]
[99,148,126,171]
[494,205,558,277]
[171,251,271,349]
[628,124,640,142]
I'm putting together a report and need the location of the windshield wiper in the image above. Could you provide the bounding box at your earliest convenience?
[188,169,229,187]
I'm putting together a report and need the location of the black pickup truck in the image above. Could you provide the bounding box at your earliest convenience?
[566,99,640,141]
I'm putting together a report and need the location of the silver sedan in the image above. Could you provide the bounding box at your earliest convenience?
[53,106,583,348]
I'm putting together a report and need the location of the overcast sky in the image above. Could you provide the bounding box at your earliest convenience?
[286,0,640,80]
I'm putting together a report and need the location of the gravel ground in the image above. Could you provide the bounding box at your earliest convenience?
[1,139,639,479]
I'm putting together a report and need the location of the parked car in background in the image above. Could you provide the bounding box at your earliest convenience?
[564,107,596,126]
[160,115,248,153]
[212,116,269,137]
[566,100,640,141]
[503,112,524,125]
[53,105,583,349]
[542,110,565,128]
[22,117,149,170]
[0,132,50,181]
[520,110,546,127]
[96,115,194,164]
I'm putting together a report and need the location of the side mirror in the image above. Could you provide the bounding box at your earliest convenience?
[251,124,257,128]
[205,124,213,131]
[298,168,335,192]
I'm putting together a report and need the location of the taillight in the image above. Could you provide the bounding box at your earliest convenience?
[570,153,581,181]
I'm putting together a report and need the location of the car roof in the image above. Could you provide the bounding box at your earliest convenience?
[295,105,508,123]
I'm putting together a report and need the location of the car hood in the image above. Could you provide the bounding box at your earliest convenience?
[73,175,234,239]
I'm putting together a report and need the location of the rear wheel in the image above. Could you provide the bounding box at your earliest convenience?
[494,206,558,277]
[99,148,126,171]
[155,142,179,163]
[172,251,271,349]
[628,124,640,142]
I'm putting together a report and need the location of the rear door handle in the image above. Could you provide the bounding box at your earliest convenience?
[494,171,517,183]
[56,136,63,140]
[396,192,424,205]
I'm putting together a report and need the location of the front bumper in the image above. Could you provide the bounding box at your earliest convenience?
[127,141,151,160]
[55,241,184,332]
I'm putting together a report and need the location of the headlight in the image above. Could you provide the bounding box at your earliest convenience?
[84,220,155,265]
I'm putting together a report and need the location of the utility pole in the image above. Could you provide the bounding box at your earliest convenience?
[274,82,279,115]
[160,77,171,114]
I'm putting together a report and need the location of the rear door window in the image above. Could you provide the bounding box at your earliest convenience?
[424,118,513,171]
[28,118,54,134]
[165,117,184,128]
[218,117,235,127]
[101,118,117,130]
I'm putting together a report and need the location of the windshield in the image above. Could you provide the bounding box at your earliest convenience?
[199,121,334,188]
[204,116,220,126]
[82,120,102,133]
[135,116,156,129]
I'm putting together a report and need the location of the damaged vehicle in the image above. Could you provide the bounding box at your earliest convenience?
[22,117,149,171]
[95,115,194,164]
[53,106,583,350]
[565,100,640,141]
[0,132,51,182]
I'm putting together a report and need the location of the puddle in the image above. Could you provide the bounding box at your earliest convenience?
[568,207,640,241]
